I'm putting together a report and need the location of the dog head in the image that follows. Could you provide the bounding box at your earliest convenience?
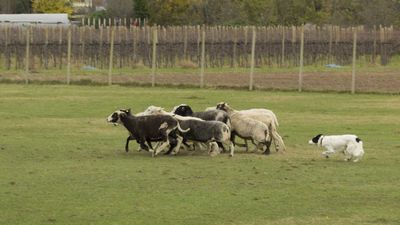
[308,134,323,145]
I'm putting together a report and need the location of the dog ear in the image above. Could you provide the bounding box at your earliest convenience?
[311,134,323,144]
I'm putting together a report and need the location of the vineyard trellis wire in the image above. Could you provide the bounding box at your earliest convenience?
[0,24,399,92]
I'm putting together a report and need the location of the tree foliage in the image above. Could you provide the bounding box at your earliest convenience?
[3,0,400,26]
[32,0,73,15]
[136,0,400,26]
[0,0,31,13]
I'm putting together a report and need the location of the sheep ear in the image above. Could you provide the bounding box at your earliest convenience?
[127,108,131,113]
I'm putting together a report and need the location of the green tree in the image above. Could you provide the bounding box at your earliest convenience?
[146,0,195,25]
[242,0,277,25]
[15,0,32,13]
[32,0,73,15]
[359,0,400,26]
[201,0,245,25]
[133,0,149,20]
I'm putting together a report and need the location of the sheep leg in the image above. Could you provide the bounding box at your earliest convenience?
[231,133,248,150]
[264,141,271,154]
[228,141,235,157]
[153,130,171,157]
[263,143,271,155]
[153,140,169,157]
[244,139,249,152]
[217,142,226,152]
[250,139,258,152]
[146,140,154,150]
[265,141,272,152]
[182,139,194,151]
[138,141,149,152]
[252,142,259,152]
[171,136,183,155]
[210,142,215,154]
[230,133,237,146]
[125,135,134,152]
[165,136,179,155]
[164,131,178,155]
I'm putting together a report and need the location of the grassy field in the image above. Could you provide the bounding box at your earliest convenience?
[0,84,399,225]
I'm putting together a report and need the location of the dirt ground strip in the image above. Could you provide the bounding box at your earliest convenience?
[1,71,399,93]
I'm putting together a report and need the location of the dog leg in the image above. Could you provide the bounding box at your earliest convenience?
[344,151,352,162]
[322,151,333,158]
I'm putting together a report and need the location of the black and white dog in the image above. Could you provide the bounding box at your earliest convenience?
[308,134,365,162]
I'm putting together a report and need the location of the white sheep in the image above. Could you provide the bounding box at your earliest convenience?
[238,108,286,152]
[216,103,271,154]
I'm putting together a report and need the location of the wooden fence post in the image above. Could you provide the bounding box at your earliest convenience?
[4,25,10,70]
[108,27,115,85]
[67,26,72,85]
[200,25,206,88]
[132,26,137,66]
[25,26,30,84]
[298,25,304,92]
[58,26,63,69]
[232,26,238,69]
[372,25,377,64]
[351,28,357,94]
[183,26,188,60]
[43,27,49,69]
[99,26,104,69]
[197,25,201,65]
[151,26,158,87]
[281,26,285,67]
[244,26,249,67]
[249,26,256,91]
[328,25,333,63]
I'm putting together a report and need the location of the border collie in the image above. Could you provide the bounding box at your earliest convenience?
[308,134,364,162]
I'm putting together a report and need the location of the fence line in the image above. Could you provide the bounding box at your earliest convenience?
[0,24,399,93]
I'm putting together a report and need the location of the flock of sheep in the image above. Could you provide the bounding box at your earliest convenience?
[107,103,286,157]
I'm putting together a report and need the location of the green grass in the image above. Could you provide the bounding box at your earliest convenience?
[0,84,399,225]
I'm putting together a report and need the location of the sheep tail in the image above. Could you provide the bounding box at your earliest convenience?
[177,122,190,133]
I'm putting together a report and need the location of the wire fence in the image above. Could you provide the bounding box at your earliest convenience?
[0,24,399,93]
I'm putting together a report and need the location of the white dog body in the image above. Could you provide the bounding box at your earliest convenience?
[308,134,364,162]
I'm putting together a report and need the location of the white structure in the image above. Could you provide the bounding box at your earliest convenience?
[0,14,70,25]
[72,0,92,8]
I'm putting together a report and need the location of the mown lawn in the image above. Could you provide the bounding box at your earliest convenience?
[0,84,399,225]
